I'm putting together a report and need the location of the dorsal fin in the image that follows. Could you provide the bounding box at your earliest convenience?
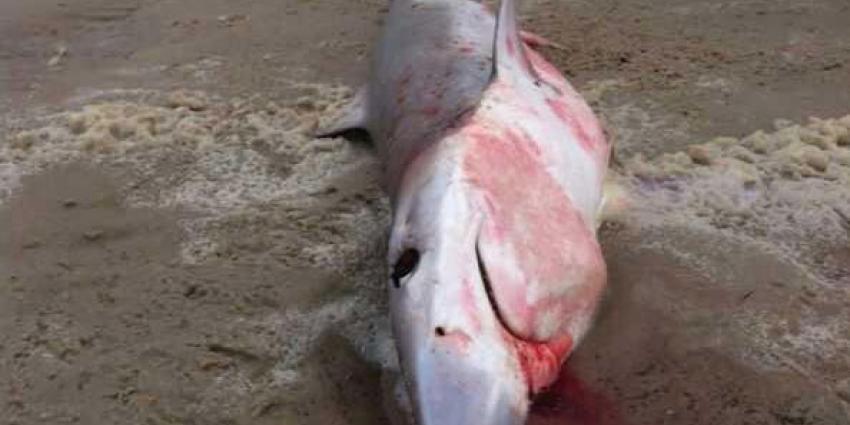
[491,0,541,82]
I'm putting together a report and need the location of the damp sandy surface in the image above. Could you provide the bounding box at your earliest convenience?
[1,1,849,425]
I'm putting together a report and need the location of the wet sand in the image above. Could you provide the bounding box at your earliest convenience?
[1,0,849,424]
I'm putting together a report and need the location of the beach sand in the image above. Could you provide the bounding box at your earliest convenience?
[1,0,849,424]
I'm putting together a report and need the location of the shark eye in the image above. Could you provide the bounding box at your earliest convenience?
[392,249,420,288]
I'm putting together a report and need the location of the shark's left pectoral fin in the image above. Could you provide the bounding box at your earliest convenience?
[492,0,564,96]
[314,86,370,138]
[491,0,542,83]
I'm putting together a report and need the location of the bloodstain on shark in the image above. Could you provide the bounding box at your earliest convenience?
[547,98,597,153]
[511,333,574,394]
[462,122,605,337]
[459,118,606,392]
[523,44,610,166]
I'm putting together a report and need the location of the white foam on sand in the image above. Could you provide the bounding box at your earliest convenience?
[611,114,850,375]
[3,83,848,396]
[0,84,395,382]
[617,115,850,276]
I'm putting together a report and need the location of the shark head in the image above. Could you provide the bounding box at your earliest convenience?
[387,139,527,425]
[386,124,606,425]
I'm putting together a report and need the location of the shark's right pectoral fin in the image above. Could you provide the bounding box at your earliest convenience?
[314,86,370,138]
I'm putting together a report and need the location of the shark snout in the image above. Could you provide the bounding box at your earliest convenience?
[388,244,529,425]
[402,326,527,425]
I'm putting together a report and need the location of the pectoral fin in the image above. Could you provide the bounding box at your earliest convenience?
[314,86,370,138]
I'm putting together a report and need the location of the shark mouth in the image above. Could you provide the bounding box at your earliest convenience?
[475,240,573,395]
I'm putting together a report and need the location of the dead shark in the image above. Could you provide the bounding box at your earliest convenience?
[319,0,612,423]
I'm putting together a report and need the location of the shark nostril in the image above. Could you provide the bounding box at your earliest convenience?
[435,326,446,337]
